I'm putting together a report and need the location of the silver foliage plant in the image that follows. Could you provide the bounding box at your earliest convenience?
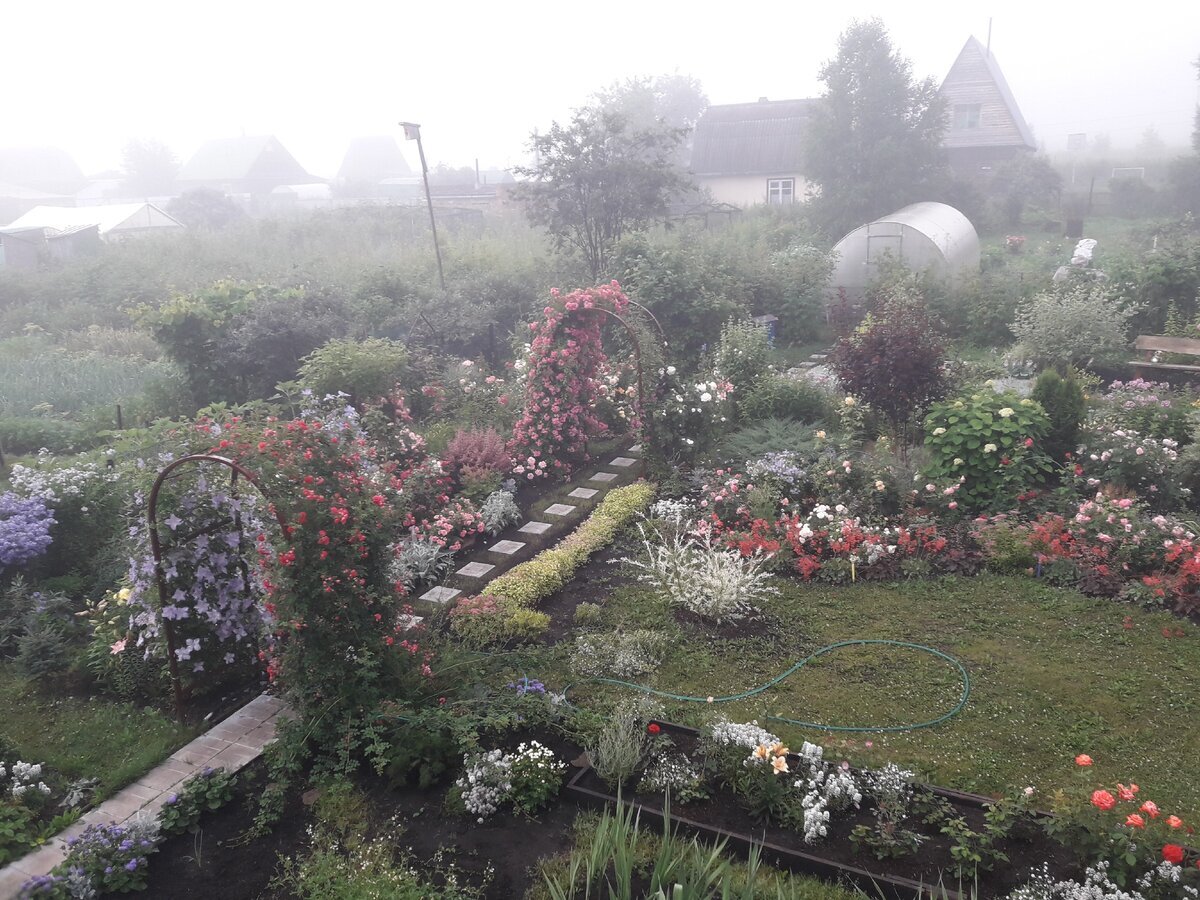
[388,534,455,590]
[620,523,777,622]
[571,629,666,678]
[480,489,522,535]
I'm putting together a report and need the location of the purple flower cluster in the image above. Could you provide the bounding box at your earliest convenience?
[0,491,55,573]
[508,676,546,696]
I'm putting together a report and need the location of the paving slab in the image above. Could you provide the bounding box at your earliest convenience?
[419,586,461,605]
[568,487,599,499]
[396,613,424,629]
[627,444,643,452]
[457,561,495,577]
[488,539,526,555]
[544,503,576,517]
[0,865,31,897]
[518,521,552,535]
[609,457,637,467]
[209,743,261,771]
[10,842,65,877]
[589,472,618,483]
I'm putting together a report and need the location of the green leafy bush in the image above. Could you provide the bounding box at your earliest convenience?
[0,419,90,455]
[924,390,1052,513]
[298,337,409,407]
[738,376,832,425]
[1012,281,1137,371]
[714,319,773,407]
[157,767,237,837]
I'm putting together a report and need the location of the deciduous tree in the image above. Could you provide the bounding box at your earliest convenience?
[513,109,689,281]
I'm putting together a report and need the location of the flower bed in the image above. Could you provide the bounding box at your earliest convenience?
[566,721,1199,899]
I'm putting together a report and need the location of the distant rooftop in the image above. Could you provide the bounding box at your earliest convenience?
[178,136,312,186]
[4,203,183,235]
[690,99,816,177]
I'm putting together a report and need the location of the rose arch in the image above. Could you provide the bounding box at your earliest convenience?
[509,282,666,480]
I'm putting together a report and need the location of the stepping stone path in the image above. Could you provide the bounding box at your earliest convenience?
[0,694,290,898]
[0,442,647,900]
[412,441,645,618]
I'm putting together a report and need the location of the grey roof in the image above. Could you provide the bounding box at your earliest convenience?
[337,136,412,181]
[177,135,312,185]
[0,147,86,192]
[690,99,815,176]
[940,37,1037,150]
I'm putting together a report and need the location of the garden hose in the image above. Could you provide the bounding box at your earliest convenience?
[562,639,971,733]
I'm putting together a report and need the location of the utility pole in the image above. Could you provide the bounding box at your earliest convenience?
[400,121,446,291]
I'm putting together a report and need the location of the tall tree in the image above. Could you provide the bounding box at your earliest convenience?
[120,138,179,196]
[803,19,948,238]
[591,74,708,165]
[513,109,689,281]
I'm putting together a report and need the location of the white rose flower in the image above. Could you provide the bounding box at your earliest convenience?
[932,427,946,436]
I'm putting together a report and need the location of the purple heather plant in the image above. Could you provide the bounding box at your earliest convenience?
[0,492,56,574]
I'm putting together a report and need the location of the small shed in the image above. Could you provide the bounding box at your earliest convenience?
[828,202,980,300]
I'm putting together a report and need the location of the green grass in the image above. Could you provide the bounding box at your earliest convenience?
[0,669,194,798]
[530,573,1200,821]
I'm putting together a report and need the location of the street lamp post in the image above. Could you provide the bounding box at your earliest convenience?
[400,121,446,291]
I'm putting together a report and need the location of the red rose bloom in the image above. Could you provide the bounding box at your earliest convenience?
[1163,843,1185,864]
[1092,790,1116,811]
[647,723,661,735]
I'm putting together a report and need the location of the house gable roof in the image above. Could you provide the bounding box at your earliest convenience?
[940,36,1036,151]
[690,99,815,177]
[178,136,312,185]
[4,203,183,235]
[337,136,412,181]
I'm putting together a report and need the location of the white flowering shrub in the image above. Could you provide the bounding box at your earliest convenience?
[480,490,522,535]
[1,760,51,802]
[8,450,120,505]
[508,741,565,815]
[621,525,777,622]
[572,630,666,678]
[1008,860,1175,900]
[705,718,779,751]
[792,741,861,845]
[456,749,513,824]
[637,753,708,804]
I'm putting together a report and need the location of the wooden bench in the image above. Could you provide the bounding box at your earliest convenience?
[1132,335,1200,379]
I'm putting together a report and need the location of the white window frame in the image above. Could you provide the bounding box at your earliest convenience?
[953,104,982,129]
[767,178,795,205]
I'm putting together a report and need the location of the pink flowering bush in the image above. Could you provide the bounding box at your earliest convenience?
[1091,378,1193,445]
[509,283,631,481]
[445,428,510,476]
[1074,423,1184,510]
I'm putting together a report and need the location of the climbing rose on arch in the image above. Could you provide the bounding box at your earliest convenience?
[509,283,631,481]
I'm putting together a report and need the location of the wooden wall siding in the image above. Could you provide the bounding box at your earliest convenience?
[940,38,1037,151]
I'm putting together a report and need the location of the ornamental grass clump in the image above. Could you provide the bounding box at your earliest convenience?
[621,524,776,622]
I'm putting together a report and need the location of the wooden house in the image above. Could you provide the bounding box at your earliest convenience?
[940,36,1037,180]
[176,136,314,196]
[689,99,815,207]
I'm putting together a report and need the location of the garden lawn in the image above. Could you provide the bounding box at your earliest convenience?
[0,669,192,798]
[540,574,1200,820]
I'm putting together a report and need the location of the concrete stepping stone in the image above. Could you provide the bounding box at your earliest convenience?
[627,444,642,453]
[568,487,599,499]
[590,472,618,483]
[457,561,495,577]
[488,539,526,555]
[609,457,637,467]
[420,586,461,605]
[396,613,424,630]
[519,521,552,535]
[544,503,576,517]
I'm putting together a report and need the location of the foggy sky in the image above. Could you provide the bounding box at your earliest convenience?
[5,0,1199,179]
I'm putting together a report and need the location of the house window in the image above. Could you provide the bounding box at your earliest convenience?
[767,178,795,204]
[953,104,982,129]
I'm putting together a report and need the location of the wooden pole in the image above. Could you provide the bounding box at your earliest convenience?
[401,122,446,292]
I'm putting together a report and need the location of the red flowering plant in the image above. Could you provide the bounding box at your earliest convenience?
[509,283,632,482]
[1043,755,1200,884]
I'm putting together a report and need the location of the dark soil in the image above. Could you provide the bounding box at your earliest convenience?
[673,607,782,642]
[540,541,633,645]
[144,732,590,899]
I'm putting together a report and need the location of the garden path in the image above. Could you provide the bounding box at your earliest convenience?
[0,443,644,899]
[0,693,289,898]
